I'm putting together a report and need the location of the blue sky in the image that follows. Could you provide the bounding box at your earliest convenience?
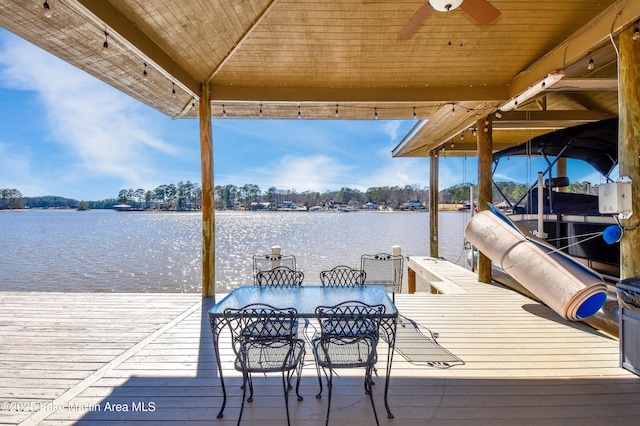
[0,28,609,201]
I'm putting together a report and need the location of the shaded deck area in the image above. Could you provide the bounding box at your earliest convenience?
[1,259,638,425]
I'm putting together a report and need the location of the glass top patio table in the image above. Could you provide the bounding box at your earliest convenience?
[208,285,398,420]
[208,285,398,318]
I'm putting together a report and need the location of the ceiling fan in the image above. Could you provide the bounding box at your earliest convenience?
[398,0,501,38]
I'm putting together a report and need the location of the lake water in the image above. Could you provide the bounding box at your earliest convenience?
[0,209,472,293]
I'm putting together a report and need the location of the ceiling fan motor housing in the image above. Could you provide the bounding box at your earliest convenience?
[429,0,464,12]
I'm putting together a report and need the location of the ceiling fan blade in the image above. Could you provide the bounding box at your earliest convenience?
[460,0,501,25]
[398,2,433,38]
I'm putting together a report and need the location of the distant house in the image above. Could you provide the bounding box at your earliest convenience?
[402,201,422,210]
[363,202,378,210]
[281,201,296,209]
[249,202,270,210]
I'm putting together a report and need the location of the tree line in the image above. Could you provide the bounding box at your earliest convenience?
[117,181,202,210]
[214,181,593,210]
[0,180,594,211]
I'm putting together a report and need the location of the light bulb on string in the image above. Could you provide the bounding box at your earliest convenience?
[43,1,53,18]
[102,32,109,55]
[298,106,301,119]
[172,82,176,99]
[588,52,594,70]
[374,107,378,120]
[142,63,148,81]
[495,110,502,119]
[259,103,263,117]
[413,106,417,120]
[222,105,226,118]
[634,22,639,41]
[335,104,339,118]
[471,127,477,136]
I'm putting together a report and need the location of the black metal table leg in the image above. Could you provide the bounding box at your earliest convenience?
[209,315,227,418]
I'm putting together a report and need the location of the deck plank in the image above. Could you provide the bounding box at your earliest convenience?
[1,262,639,425]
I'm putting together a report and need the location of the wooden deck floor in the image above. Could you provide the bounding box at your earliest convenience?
[1,259,639,425]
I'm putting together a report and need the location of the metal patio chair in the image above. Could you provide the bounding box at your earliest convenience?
[312,301,385,426]
[255,266,304,287]
[361,253,404,302]
[224,303,305,426]
[252,253,296,285]
[319,265,367,287]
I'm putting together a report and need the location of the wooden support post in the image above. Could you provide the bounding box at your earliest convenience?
[477,117,492,283]
[408,267,416,294]
[557,157,567,192]
[200,83,215,297]
[429,150,439,258]
[619,25,640,280]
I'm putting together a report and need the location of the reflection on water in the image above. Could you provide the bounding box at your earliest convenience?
[0,209,472,293]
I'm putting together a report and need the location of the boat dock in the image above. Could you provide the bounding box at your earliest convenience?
[1,258,638,425]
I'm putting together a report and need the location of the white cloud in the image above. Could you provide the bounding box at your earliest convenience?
[258,154,354,192]
[380,121,402,141]
[0,35,181,195]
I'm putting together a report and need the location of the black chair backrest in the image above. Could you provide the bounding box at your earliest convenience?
[315,300,385,338]
[361,253,403,287]
[224,303,298,343]
[256,266,304,287]
[319,265,366,286]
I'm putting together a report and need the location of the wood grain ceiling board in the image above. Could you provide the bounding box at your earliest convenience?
[1,0,636,153]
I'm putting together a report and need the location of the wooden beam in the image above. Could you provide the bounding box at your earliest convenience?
[618,24,640,280]
[508,0,640,98]
[210,85,508,103]
[207,0,279,82]
[476,117,492,283]
[546,78,619,91]
[493,110,614,128]
[392,102,499,157]
[76,0,200,96]
[200,84,215,298]
[429,150,439,258]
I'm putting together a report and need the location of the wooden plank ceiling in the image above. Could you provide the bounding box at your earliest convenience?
[1,0,638,157]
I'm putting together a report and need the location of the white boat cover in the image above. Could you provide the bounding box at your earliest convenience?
[465,205,607,320]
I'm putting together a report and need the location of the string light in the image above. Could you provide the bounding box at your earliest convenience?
[142,63,148,81]
[335,104,339,118]
[451,104,456,115]
[451,140,455,148]
[43,1,53,18]
[297,106,301,119]
[634,21,640,41]
[374,107,378,120]
[587,52,594,70]
[471,127,477,136]
[222,104,226,118]
[413,106,417,120]
[172,82,176,98]
[191,97,195,107]
[101,31,109,55]
[460,132,465,141]
[495,110,502,119]
[259,103,263,117]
